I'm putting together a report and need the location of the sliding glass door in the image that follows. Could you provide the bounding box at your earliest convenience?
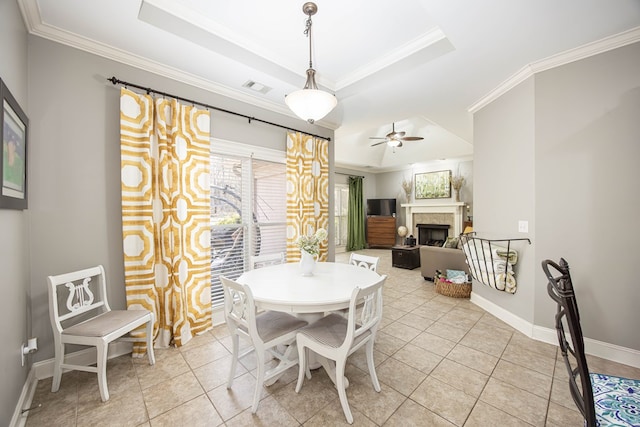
[210,152,286,307]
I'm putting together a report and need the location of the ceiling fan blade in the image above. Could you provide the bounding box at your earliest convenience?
[387,131,405,139]
[400,136,424,141]
[369,137,387,139]
[370,141,388,147]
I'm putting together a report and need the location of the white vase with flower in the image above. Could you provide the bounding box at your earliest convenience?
[296,228,328,276]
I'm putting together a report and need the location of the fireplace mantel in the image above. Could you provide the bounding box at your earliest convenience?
[401,202,465,238]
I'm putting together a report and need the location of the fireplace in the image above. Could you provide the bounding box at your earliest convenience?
[417,224,449,246]
[402,202,464,238]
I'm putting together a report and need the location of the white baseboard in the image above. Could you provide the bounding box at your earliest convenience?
[470,292,640,369]
[10,369,37,427]
[470,292,534,337]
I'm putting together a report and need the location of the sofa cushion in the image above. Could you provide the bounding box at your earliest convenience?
[442,237,459,249]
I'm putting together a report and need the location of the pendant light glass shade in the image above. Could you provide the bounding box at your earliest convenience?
[285,89,337,123]
[286,68,337,123]
[286,2,337,124]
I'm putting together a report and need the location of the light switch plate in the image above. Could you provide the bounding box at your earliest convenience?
[518,220,528,233]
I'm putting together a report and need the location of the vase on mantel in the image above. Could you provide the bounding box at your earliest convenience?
[454,188,461,202]
[299,250,317,276]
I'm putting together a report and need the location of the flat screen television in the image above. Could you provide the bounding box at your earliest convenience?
[366,198,396,216]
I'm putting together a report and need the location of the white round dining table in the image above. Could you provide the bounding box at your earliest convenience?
[237,261,381,315]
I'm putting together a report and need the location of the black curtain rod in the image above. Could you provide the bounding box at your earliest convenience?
[107,76,331,141]
[335,172,365,178]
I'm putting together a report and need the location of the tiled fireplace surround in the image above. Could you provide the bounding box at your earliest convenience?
[402,202,465,239]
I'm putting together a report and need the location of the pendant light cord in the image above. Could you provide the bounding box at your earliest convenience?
[304,14,313,69]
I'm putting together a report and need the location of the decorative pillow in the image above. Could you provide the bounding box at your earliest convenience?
[447,269,468,283]
[442,237,459,249]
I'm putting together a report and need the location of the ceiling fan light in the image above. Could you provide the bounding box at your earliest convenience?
[388,138,401,147]
[285,88,337,124]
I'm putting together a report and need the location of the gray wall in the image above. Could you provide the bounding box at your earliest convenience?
[473,78,536,323]
[26,35,334,369]
[375,161,474,221]
[474,42,640,351]
[534,42,640,350]
[0,0,30,424]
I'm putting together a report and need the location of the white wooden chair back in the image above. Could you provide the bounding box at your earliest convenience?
[49,265,109,333]
[344,275,385,350]
[221,276,258,339]
[348,253,379,272]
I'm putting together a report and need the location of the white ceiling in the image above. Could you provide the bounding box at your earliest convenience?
[19,0,640,172]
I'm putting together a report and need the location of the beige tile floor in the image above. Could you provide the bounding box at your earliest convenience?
[25,249,640,426]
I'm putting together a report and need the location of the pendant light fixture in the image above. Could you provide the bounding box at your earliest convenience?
[285,2,337,124]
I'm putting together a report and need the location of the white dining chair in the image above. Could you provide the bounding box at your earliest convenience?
[348,253,379,272]
[295,274,387,424]
[48,265,155,402]
[221,275,308,413]
[335,253,380,317]
[249,252,285,270]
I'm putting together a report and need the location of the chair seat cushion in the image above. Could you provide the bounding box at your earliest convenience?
[590,372,640,427]
[299,313,370,348]
[255,311,308,342]
[63,310,150,337]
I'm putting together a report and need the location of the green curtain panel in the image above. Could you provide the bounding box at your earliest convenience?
[346,176,366,251]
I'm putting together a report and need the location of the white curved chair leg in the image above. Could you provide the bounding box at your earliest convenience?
[96,343,110,402]
[335,361,353,424]
[365,339,381,392]
[295,343,306,393]
[146,317,155,365]
[51,342,64,392]
[251,349,266,413]
[227,333,239,388]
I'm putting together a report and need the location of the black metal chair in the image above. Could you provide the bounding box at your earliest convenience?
[541,258,640,427]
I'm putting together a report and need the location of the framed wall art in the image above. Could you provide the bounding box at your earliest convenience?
[415,170,451,199]
[0,78,28,210]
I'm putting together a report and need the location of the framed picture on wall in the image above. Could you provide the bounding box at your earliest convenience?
[415,170,451,199]
[0,78,28,210]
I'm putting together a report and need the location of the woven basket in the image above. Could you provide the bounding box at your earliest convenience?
[435,278,471,298]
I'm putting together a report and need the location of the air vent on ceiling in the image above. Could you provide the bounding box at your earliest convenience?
[242,80,272,95]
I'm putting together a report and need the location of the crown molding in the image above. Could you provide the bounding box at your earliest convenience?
[17,0,339,131]
[468,26,640,113]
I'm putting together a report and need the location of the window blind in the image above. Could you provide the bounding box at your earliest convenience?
[210,153,286,307]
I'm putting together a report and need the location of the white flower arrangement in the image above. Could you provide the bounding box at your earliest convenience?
[296,228,328,256]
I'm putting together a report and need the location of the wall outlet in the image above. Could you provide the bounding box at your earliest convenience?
[518,220,529,233]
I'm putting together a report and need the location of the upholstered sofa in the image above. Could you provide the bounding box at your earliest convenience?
[419,245,469,281]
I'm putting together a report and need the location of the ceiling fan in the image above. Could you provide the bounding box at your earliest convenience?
[369,123,424,148]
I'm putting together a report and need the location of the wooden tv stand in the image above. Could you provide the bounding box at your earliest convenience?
[367,216,396,248]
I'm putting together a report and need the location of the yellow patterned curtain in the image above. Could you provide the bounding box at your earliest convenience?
[286,132,329,262]
[119,88,212,355]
